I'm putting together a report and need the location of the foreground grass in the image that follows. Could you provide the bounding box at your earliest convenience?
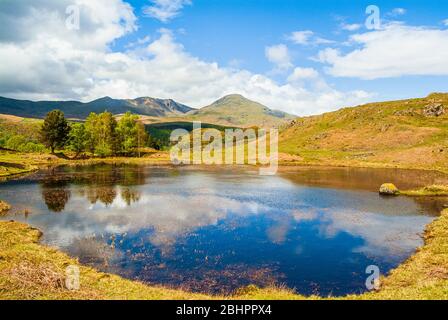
[0,221,213,300]
[351,209,448,300]
[1,210,447,300]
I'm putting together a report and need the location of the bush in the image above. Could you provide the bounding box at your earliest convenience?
[5,135,27,150]
[17,142,47,153]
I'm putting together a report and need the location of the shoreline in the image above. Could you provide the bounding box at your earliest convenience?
[1,209,447,300]
[1,151,448,299]
[3,150,448,178]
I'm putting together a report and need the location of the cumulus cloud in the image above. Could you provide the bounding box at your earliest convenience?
[265,44,292,70]
[0,0,372,116]
[443,19,448,26]
[317,24,448,79]
[143,0,191,23]
[287,67,319,82]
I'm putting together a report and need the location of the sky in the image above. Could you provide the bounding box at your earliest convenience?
[0,0,448,116]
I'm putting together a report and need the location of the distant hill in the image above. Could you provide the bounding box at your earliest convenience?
[186,94,296,127]
[279,92,448,169]
[0,96,194,119]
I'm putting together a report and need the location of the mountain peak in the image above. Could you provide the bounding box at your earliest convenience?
[95,96,114,102]
[187,94,295,127]
[217,94,248,102]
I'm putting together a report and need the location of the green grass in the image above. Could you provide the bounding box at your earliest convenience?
[278,93,448,172]
[401,185,448,197]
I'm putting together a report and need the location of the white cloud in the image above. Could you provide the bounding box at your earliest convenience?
[265,44,292,70]
[0,0,372,116]
[288,30,333,45]
[288,30,314,45]
[125,35,152,48]
[143,0,191,23]
[287,67,319,82]
[318,24,448,79]
[341,23,362,31]
[443,19,448,26]
[0,0,137,50]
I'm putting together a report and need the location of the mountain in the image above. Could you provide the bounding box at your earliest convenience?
[186,94,296,127]
[0,96,194,119]
[279,92,448,169]
[0,94,295,127]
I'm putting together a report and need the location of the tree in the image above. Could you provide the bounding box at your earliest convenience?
[116,112,139,155]
[116,112,149,155]
[85,111,118,157]
[68,123,88,158]
[40,110,70,153]
[136,121,149,157]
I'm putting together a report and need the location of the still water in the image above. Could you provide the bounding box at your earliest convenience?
[1,165,447,296]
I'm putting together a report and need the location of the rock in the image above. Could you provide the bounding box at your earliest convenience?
[423,103,445,117]
[0,200,11,214]
[379,183,400,196]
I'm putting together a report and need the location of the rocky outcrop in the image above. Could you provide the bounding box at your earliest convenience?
[423,103,445,117]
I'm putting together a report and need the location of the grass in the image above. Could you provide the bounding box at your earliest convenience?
[350,208,448,300]
[1,209,447,300]
[279,93,448,173]
[0,150,172,178]
[0,221,212,300]
[401,185,448,197]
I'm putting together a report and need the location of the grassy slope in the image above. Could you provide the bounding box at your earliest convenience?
[279,93,448,171]
[1,209,447,300]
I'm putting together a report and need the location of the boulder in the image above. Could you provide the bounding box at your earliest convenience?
[379,183,400,196]
[423,103,445,117]
[0,200,11,214]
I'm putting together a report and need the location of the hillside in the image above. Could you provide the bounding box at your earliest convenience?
[279,93,448,170]
[0,96,194,119]
[186,94,296,127]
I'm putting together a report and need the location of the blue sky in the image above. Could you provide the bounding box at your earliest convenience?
[1,0,448,115]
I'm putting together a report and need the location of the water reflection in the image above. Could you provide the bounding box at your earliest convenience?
[1,164,447,296]
[41,180,71,213]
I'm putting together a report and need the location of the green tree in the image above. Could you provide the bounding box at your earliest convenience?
[40,110,70,153]
[136,121,149,156]
[116,112,149,155]
[85,111,118,157]
[68,123,88,158]
[116,112,139,155]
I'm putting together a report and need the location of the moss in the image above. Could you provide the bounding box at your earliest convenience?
[379,183,400,195]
